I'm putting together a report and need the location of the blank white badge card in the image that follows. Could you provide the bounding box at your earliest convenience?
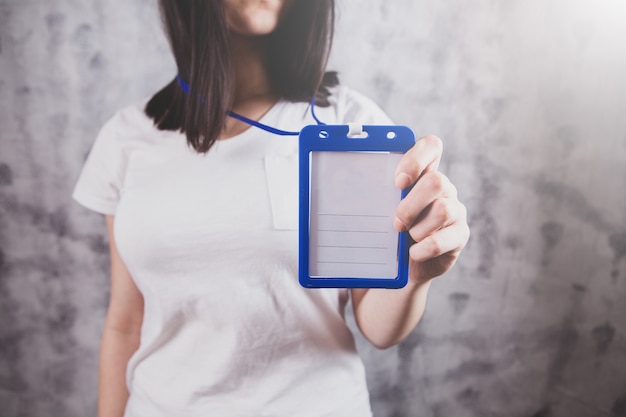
[309,151,401,278]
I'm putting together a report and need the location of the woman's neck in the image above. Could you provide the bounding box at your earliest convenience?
[221,33,279,139]
[230,33,276,105]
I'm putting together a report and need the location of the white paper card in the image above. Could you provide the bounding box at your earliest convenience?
[309,151,403,278]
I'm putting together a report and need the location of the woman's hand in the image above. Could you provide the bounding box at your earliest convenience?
[351,134,469,349]
[393,135,470,284]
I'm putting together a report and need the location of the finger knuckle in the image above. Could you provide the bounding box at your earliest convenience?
[432,198,451,224]
[438,172,453,188]
[427,172,445,192]
[425,235,443,256]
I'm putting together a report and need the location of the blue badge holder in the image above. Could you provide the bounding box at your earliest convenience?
[299,124,416,289]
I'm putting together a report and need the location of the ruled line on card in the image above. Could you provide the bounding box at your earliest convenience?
[317,261,387,265]
[317,229,390,234]
[317,213,391,218]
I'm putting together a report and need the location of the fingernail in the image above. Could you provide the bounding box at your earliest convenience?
[395,172,411,189]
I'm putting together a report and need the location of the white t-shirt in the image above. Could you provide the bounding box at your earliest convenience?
[72,85,393,417]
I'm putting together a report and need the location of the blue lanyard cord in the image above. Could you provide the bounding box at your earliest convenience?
[226,110,300,136]
[176,75,323,136]
[176,75,191,94]
[310,95,326,126]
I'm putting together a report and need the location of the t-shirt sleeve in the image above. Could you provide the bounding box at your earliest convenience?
[71,113,125,215]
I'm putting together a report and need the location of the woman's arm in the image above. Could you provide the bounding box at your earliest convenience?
[352,135,470,349]
[98,215,144,417]
[351,281,432,349]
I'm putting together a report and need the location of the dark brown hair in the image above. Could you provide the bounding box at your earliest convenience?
[146,0,338,154]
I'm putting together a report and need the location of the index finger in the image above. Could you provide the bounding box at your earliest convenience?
[394,135,443,189]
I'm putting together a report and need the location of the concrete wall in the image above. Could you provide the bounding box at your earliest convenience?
[1,1,625,416]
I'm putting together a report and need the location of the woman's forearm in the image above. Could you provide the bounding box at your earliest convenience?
[351,279,432,349]
[98,324,141,417]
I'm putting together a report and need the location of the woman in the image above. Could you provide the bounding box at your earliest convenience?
[72,1,470,416]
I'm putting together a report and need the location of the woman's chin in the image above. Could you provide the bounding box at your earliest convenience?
[229,19,281,36]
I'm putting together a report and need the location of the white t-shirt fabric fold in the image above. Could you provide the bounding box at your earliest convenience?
[72,85,394,417]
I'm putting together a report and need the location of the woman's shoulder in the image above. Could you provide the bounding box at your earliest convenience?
[99,97,157,137]
[86,97,174,164]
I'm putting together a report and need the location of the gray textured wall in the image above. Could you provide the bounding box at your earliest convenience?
[1,1,625,416]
